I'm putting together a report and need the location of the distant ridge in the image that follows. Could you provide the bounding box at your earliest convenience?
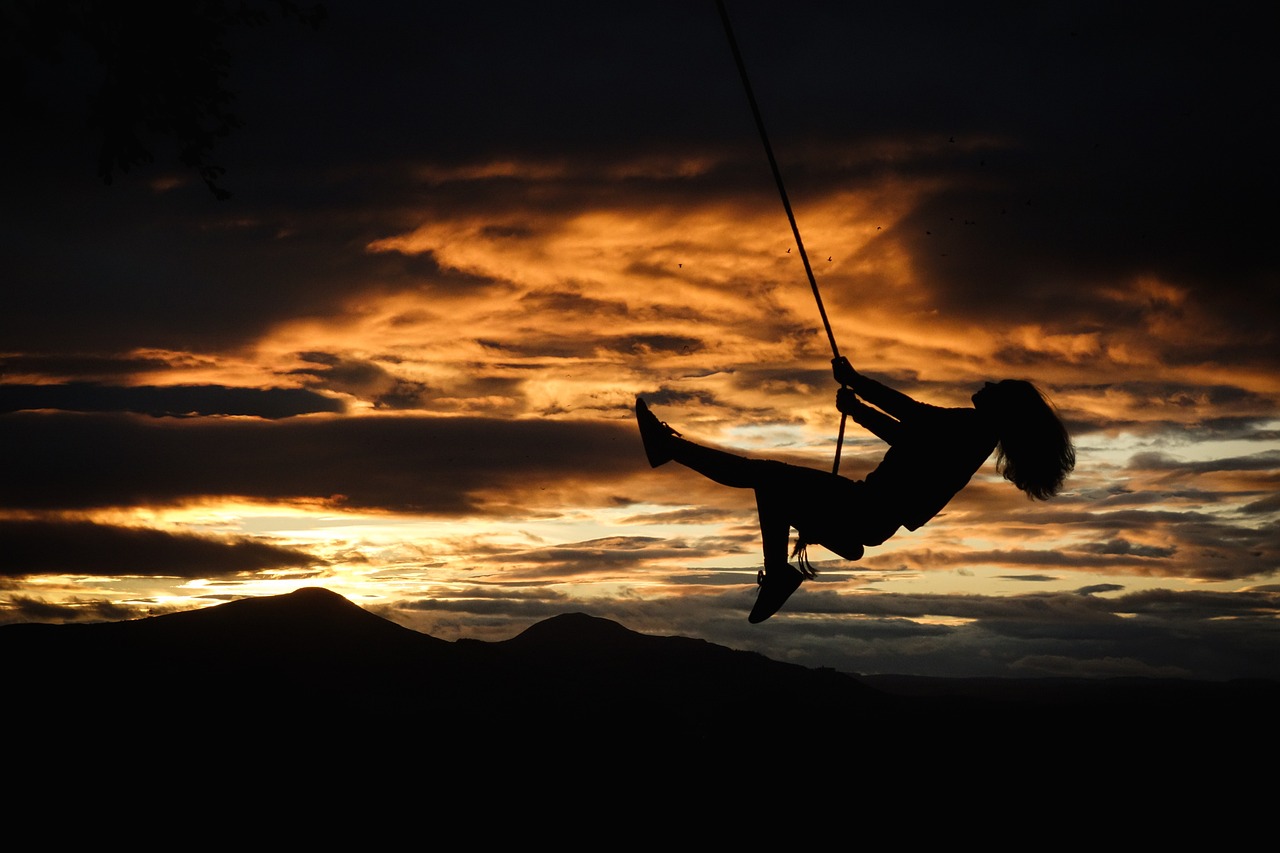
[4,587,886,747]
[103,586,446,654]
[7,587,1277,774]
[502,610,652,649]
[459,609,884,733]
[7,585,449,670]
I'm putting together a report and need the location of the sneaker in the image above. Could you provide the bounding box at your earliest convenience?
[635,398,680,467]
[748,565,803,623]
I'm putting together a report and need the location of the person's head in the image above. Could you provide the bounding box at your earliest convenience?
[973,379,1075,500]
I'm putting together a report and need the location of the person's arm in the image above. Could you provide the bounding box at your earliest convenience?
[833,357,926,422]
[837,387,906,444]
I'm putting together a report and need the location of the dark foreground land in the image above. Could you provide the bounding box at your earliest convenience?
[7,587,1276,795]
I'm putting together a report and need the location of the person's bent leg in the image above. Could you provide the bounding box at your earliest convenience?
[749,488,804,624]
[636,400,814,623]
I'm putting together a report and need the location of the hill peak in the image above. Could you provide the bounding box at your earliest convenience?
[507,611,639,646]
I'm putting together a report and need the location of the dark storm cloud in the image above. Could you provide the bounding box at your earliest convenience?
[0,595,142,624]
[1243,493,1280,516]
[519,288,634,320]
[4,1,1274,365]
[620,505,744,525]
[0,382,344,418]
[599,335,707,357]
[507,288,721,343]
[399,592,579,623]
[825,480,1277,583]
[478,536,704,577]
[0,518,319,579]
[477,333,708,361]
[1080,539,1176,559]
[1129,449,1280,475]
[824,4,1278,327]
[475,532,762,579]
[635,387,725,411]
[1019,502,1279,582]
[748,583,1280,679]
[1076,383,1280,429]
[0,197,487,356]
[0,353,184,381]
[389,577,1280,680]
[290,352,435,410]
[0,411,640,514]
[1,2,508,357]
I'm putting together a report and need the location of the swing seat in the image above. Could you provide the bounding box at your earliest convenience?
[820,537,864,562]
[796,494,870,562]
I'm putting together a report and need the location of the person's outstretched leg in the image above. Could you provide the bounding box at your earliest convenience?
[637,399,777,487]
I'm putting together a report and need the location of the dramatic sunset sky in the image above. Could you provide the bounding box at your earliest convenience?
[2,0,1276,680]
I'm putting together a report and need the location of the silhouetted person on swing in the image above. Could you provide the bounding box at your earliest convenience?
[637,356,1075,623]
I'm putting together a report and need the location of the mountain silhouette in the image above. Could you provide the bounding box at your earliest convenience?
[6,588,887,750]
[7,587,1277,778]
[455,609,886,741]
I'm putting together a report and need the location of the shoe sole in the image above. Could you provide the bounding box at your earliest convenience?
[748,567,803,623]
[636,399,677,467]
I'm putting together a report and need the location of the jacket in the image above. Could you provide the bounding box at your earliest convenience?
[845,374,998,531]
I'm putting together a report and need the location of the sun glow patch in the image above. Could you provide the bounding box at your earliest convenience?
[722,422,825,453]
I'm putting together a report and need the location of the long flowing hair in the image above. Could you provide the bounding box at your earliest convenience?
[986,380,1075,500]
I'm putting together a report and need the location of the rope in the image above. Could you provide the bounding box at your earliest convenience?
[715,0,848,473]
